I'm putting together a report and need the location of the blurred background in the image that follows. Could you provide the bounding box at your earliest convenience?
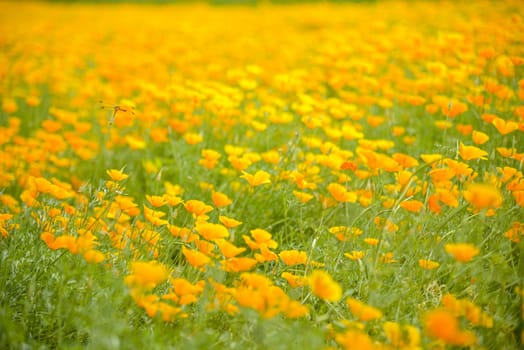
[35,0,377,4]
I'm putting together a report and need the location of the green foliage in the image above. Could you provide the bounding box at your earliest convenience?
[0,0,523,349]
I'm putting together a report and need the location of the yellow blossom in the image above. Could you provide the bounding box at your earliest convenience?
[106,169,128,181]
[308,270,342,302]
[240,170,271,187]
[445,243,480,262]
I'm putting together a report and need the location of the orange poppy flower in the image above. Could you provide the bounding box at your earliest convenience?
[182,246,211,268]
[218,215,242,228]
[211,191,232,207]
[327,183,357,202]
[146,195,167,208]
[240,170,271,187]
[143,205,168,226]
[83,249,105,263]
[419,259,440,270]
[492,117,518,135]
[471,130,489,145]
[215,239,246,258]
[126,261,169,290]
[459,143,488,161]
[292,190,314,203]
[424,309,476,346]
[445,243,479,262]
[335,329,375,350]
[106,169,128,182]
[463,183,502,212]
[184,199,214,217]
[279,250,308,266]
[346,297,383,321]
[281,272,308,288]
[244,228,278,250]
[309,270,342,302]
[195,222,229,241]
[254,245,278,262]
[221,257,257,272]
[344,251,365,261]
[400,199,424,213]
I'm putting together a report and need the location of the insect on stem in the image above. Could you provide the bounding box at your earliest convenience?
[99,100,136,125]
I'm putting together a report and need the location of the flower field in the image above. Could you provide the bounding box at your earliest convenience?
[0,1,523,349]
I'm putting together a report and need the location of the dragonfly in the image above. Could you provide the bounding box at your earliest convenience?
[99,100,136,125]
